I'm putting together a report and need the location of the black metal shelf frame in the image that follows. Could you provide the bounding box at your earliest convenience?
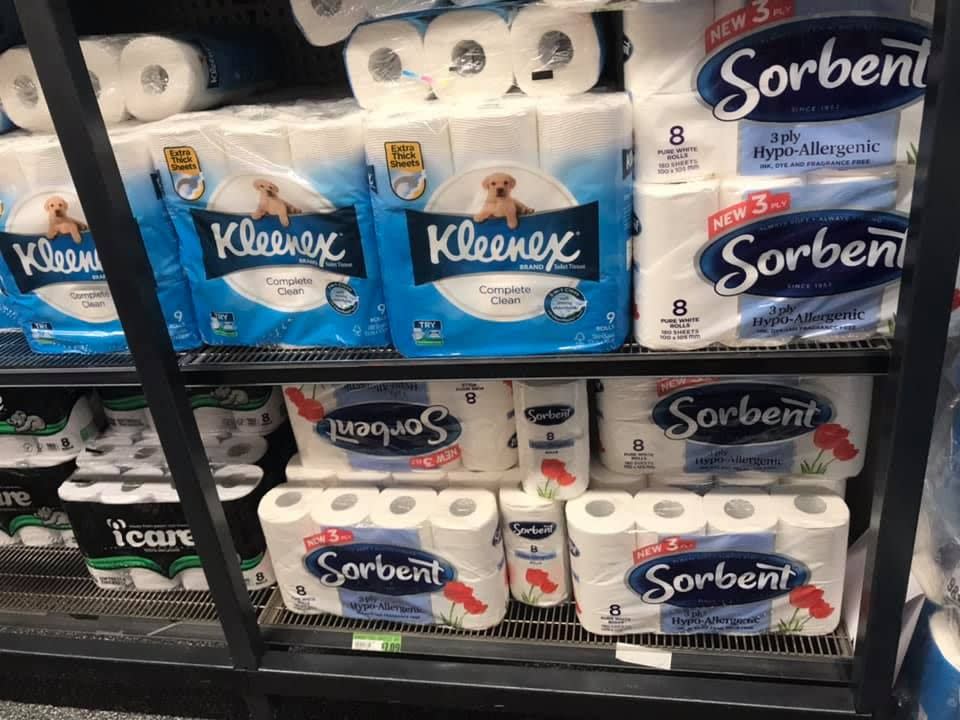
[0,0,956,718]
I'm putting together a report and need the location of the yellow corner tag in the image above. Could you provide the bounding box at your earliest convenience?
[163,145,206,201]
[384,141,426,201]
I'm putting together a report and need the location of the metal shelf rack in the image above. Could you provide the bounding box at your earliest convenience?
[0,0,957,717]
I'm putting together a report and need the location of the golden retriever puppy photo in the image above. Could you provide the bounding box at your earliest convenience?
[252,179,301,227]
[44,196,88,245]
[474,172,534,230]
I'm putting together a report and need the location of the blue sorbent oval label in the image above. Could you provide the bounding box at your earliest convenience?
[305,543,456,596]
[317,402,462,456]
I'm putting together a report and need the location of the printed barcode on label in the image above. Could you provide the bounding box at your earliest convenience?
[351,633,402,653]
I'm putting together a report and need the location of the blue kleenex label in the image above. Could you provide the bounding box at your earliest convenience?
[0,231,103,292]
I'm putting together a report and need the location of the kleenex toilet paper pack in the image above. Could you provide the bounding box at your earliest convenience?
[366,92,632,357]
[596,376,872,480]
[149,102,389,348]
[284,381,518,472]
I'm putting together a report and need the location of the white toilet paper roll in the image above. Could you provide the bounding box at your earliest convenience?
[623,0,714,98]
[499,487,568,606]
[288,109,366,192]
[209,435,269,466]
[446,469,505,489]
[771,487,849,634]
[369,488,438,546]
[430,488,502,577]
[431,564,508,630]
[17,136,71,190]
[589,460,647,493]
[81,36,131,125]
[897,163,915,215]
[634,179,728,349]
[345,19,430,110]
[574,575,658,636]
[0,47,52,132]
[337,470,392,486]
[566,491,639,583]
[392,470,448,488]
[443,380,518,472]
[717,474,778,488]
[285,454,337,486]
[510,6,601,97]
[704,488,778,535]
[634,92,734,183]
[515,380,589,501]
[648,474,716,493]
[290,0,369,47]
[424,9,514,103]
[311,486,380,528]
[719,175,806,209]
[448,96,539,172]
[634,488,706,537]
[223,118,294,177]
[779,476,847,498]
[897,99,923,165]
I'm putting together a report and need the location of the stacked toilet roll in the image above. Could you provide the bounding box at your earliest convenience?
[259,485,508,627]
[499,487,569,606]
[0,458,77,547]
[567,486,848,635]
[345,5,602,108]
[595,376,873,481]
[514,381,589,500]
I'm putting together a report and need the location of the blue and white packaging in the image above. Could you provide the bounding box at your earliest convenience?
[0,130,200,354]
[283,381,518,473]
[568,486,849,636]
[149,102,389,348]
[902,606,960,720]
[595,376,872,480]
[366,92,632,357]
[258,485,509,627]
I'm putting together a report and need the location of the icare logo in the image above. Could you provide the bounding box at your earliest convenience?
[697,17,930,122]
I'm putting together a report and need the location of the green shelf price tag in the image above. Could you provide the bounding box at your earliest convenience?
[351,632,402,653]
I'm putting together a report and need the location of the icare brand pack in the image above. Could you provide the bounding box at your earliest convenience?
[0,129,200,354]
[98,386,286,436]
[148,101,389,348]
[567,486,849,636]
[0,388,100,460]
[259,486,508,627]
[365,92,632,356]
[595,376,872,479]
[59,464,276,591]
[0,458,77,547]
[627,0,929,348]
[283,382,518,473]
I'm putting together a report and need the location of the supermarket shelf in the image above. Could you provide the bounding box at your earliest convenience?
[0,332,139,386]
[178,338,892,385]
[258,590,852,685]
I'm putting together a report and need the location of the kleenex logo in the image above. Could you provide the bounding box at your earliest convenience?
[0,231,104,293]
[700,210,908,298]
[318,402,462,457]
[697,17,929,122]
[628,551,809,607]
[652,382,833,445]
[191,207,367,280]
[509,521,557,540]
[524,405,574,426]
[406,204,599,285]
[305,543,455,595]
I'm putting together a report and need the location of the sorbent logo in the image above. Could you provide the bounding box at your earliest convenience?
[508,521,558,540]
[318,402,462,456]
[305,543,456,595]
[697,16,930,122]
[523,405,575,426]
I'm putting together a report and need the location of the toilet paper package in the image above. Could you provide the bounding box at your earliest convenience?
[259,485,508,627]
[626,2,929,181]
[0,130,200,354]
[59,463,278,591]
[902,608,960,720]
[595,376,872,480]
[0,458,76,547]
[424,9,514,103]
[500,486,569,606]
[634,169,908,348]
[283,381,518,473]
[367,91,632,357]
[149,102,389,348]
[291,0,370,47]
[568,486,849,635]
[589,459,647,493]
[0,389,99,461]
[515,380,589,500]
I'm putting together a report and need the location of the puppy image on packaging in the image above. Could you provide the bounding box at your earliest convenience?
[474,173,533,230]
[9,410,46,432]
[44,196,88,245]
[251,179,302,228]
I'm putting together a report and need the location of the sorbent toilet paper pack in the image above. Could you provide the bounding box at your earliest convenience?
[499,486,569,606]
[367,91,632,357]
[284,381,518,473]
[148,102,388,347]
[259,485,508,627]
[595,376,872,480]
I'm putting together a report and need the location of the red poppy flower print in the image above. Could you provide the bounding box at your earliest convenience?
[443,581,475,604]
[463,597,488,615]
[521,567,560,604]
[285,387,305,405]
[541,459,566,480]
[802,424,858,474]
[789,585,824,609]
[779,584,835,633]
[813,424,850,451]
[809,601,835,620]
[538,459,575,498]
[833,439,859,462]
[540,579,559,594]
[525,568,549,587]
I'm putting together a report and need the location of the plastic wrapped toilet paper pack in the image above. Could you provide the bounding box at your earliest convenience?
[60,464,277,591]
[595,376,872,480]
[509,6,602,97]
[569,487,849,636]
[291,0,370,47]
[0,459,76,547]
[589,459,647,493]
[627,2,929,180]
[424,9,514,103]
[259,486,508,627]
[148,102,388,348]
[284,381,518,473]
[500,486,569,606]
[368,91,632,357]
[515,380,589,500]
[0,388,100,460]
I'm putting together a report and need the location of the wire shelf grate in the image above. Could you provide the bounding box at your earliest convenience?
[258,590,852,659]
[0,332,134,370]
